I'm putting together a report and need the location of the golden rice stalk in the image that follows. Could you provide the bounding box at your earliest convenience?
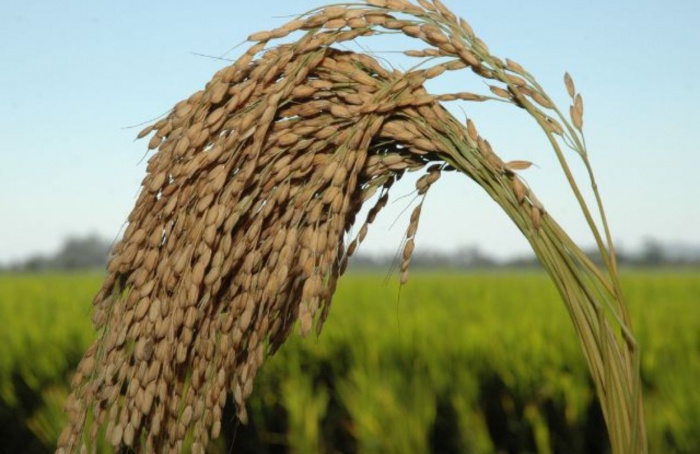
[506,58,526,75]
[504,160,533,172]
[564,71,576,98]
[58,1,646,453]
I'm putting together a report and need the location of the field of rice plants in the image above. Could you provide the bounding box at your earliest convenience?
[0,270,698,453]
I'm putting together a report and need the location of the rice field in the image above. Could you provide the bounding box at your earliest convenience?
[0,270,697,453]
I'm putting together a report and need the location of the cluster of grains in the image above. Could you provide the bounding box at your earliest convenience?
[400,164,442,283]
[58,1,562,452]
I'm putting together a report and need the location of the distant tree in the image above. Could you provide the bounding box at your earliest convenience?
[51,234,112,269]
[639,239,665,266]
[454,245,496,268]
[23,254,52,271]
[11,234,113,271]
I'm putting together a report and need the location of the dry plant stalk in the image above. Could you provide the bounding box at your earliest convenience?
[58,1,646,453]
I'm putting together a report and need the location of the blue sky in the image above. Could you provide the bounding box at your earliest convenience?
[1,0,698,263]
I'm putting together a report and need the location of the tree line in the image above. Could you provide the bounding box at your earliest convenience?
[2,235,698,272]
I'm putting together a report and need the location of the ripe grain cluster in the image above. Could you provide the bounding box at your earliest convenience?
[58,1,645,453]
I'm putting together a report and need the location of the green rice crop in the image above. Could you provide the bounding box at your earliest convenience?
[0,274,101,452]
[1,271,698,453]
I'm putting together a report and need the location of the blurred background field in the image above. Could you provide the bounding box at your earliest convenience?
[1,270,697,453]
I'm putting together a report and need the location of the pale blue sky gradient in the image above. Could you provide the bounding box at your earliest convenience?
[1,0,699,263]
